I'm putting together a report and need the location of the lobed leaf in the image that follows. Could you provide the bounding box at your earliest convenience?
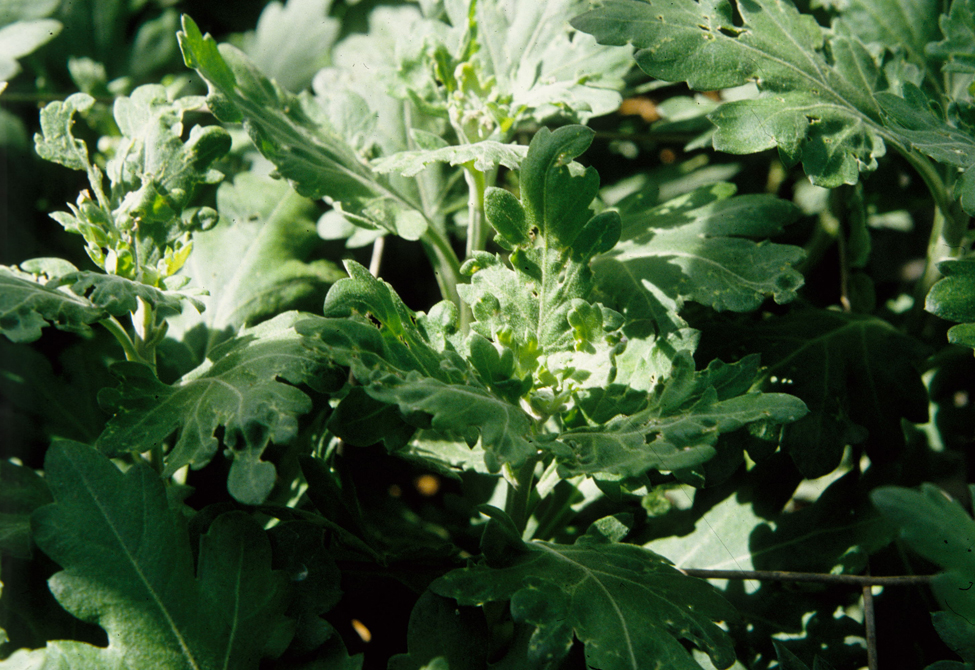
[0,264,106,342]
[177,15,427,241]
[299,263,536,470]
[698,308,929,478]
[556,355,807,478]
[573,0,893,188]
[30,441,289,669]
[927,0,975,74]
[97,312,341,504]
[433,511,738,670]
[595,181,805,325]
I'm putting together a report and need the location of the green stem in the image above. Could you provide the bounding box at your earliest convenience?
[463,165,488,260]
[504,457,539,538]
[420,225,462,305]
[99,315,142,363]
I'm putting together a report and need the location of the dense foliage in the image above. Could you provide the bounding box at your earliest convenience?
[1,0,974,668]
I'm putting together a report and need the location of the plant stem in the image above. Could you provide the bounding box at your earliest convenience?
[421,224,462,305]
[99,315,141,362]
[679,568,935,586]
[504,457,539,538]
[463,165,488,260]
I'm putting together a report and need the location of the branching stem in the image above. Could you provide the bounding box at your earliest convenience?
[680,568,935,587]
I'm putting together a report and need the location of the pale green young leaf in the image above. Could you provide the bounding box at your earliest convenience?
[461,126,621,356]
[926,259,975,349]
[433,514,738,670]
[0,641,129,669]
[871,484,975,623]
[97,312,341,504]
[31,442,289,670]
[573,0,892,188]
[238,0,339,93]
[927,0,975,74]
[372,141,527,178]
[298,264,536,470]
[177,15,427,241]
[0,18,61,81]
[178,172,344,336]
[467,0,633,126]
[33,92,95,171]
[594,182,805,321]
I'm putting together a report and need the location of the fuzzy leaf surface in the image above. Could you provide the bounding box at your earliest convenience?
[372,141,527,178]
[573,0,893,188]
[928,0,975,74]
[433,513,738,670]
[179,172,343,334]
[177,15,426,240]
[926,259,975,349]
[298,261,535,470]
[97,312,339,503]
[0,264,107,342]
[555,354,807,478]
[594,182,804,323]
[31,442,289,670]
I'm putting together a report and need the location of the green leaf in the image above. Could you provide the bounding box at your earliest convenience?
[372,140,527,178]
[465,0,633,126]
[0,18,61,81]
[877,83,975,214]
[926,259,975,350]
[31,442,289,670]
[0,459,52,558]
[932,611,975,664]
[97,312,341,503]
[573,0,892,188]
[177,15,427,241]
[33,92,95,172]
[698,309,929,477]
[179,172,343,335]
[556,355,807,478]
[0,260,204,343]
[594,182,805,322]
[237,0,340,93]
[839,0,942,77]
[433,514,738,670]
[461,126,621,355]
[871,484,975,624]
[928,0,975,75]
[35,85,232,285]
[298,272,536,471]
[0,264,106,342]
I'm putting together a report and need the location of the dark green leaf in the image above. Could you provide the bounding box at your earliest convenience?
[97,312,340,504]
[31,442,290,669]
[433,516,738,670]
[926,259,975,349]
[699,309,929,477]
[871,484,975,623]
[932,611,975,664]
[0,460,52,558]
